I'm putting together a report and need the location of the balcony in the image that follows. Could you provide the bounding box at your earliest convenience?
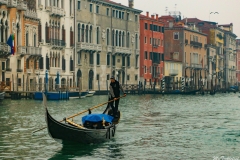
[24,9,38,19]
[34,69,40,74]
[17,1,27,11]
[49,39,66,49]
[169,69,178,76]
[135,49,140,55]
[112,46,132,55]
[7,0,17,7]
[191,63,202,69]
[107,46,112,52]
[183,62,189,68]
[26,46,42,56]
[38,4,43,10]
[17,68,23,72]
[17,46,27,56]
[76,42,102,52]
[50,67,61,75]
[0,43,11,56]
[6,68,12,72]
[0,0,8,5]
[27,69,32,74]
[190,41,202,48]
[153,44,159,48]
[46,6,65,17]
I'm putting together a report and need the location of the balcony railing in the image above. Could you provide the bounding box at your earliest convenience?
[24,9,38,19]
[27,69,32,73]
[49,39,66,48]
[112,46,132,55]
[0,0,8,5]
[7,0,17,7]
[17,1,27,11]
[190,41,202,48]
[6,68,12,72]
[17,68,23,72]
[46,6,65,17]
[169,69,178,76]
[0,42,11,54]
[50,67,61,75]
[135,49,140,55]
[76,42,102,52]
[26,46,42,56]
[17,46,27,56]
[191,63,202,69]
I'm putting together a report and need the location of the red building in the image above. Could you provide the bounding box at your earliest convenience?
[139,12,164,86]
[236,39,240,86]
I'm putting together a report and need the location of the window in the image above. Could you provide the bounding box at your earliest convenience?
[135,75,138,81]
[173,52,179,60]
[107,74,110,80]
[112,55,115,66]
[145,23,148,29]
[127,13,129,20]
[96,74,99,80]
[150,38,152,45]
[158,26,161,32]
[135,55,139,68]
[96,5,99,14]
[77,0,81,10]
[77,24,80,42]
[96,27,99,44]
[144,37,147,43]
[127,75,130,81]
[112,10,115,17]
[127,56,130,67]
[122,12,124,19]
[90,52,94,65]
[18,78,21,86]
[77,51,81,65]
[17,59,21,69]
[144,66,147,73]
[106,8,109,16]
[173,32,179,40]
[122,55,125,66]
[106,29,110,45]
[97,53,100,65]
[135,15,138,22]
[107,54,110,66]
[150,24,153,30]
[144,51,148,59]
[70,57,74,71]
[158,39,160,46]
[89,4,93,12]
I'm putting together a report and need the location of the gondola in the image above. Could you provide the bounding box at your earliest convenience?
[43,93,121,144]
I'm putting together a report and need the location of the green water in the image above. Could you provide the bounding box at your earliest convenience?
[0,94,240,160]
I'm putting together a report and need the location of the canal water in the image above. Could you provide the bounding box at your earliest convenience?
[0,93,240,160]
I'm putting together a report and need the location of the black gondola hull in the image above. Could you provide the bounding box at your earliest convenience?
[45,108,117,144]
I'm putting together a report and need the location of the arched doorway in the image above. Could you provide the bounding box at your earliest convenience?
[89,70,94,90]
[77,69,82,87]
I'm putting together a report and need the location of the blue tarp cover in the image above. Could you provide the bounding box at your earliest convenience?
[82,114,114,124]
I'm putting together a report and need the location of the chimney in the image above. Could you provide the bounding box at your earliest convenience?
[146,11,149,17]
[151,15,154,19]
[156,14,158,20]
[169,21,173,28]
[128,0,134,8]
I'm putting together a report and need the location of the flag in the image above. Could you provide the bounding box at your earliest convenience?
[7,34,15,55]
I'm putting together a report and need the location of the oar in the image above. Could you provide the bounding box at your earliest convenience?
[32,95,125,134]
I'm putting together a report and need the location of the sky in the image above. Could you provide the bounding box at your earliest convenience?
[121,0,240,38]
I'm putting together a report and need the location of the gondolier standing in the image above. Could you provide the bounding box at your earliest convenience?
[109,76,126,117]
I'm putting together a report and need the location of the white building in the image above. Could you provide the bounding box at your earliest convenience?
[36,0,75,90]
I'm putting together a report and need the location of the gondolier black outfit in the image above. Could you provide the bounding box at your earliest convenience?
[109,76,126,117]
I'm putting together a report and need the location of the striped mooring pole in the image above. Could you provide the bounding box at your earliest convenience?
[181,77,185,92]
[162,77,165,93]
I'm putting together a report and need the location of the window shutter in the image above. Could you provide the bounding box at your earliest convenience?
[38,24,42,42]
[46,57,49,70]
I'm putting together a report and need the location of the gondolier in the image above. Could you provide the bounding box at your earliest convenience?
[109,76,126,117]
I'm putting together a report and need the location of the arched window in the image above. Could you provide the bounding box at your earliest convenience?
[112,30,115,46]
[78,24,81,42]
[115,30,118,46]
[86,25,88,43]
[122,32,125,47]
[119,31,121,47]
[81,24,84,42]
[127,32,130,48]
[89,26,92,43]
[96,27,99,44]
[135,34,138,49]
[107,29,109,45]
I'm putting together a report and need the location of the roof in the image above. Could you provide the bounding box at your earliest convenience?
[181,18,202,23]
[99,0,142,13]
[218,23,233,27]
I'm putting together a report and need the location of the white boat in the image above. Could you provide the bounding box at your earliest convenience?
[86,91,96,97]
[0,92,5,100]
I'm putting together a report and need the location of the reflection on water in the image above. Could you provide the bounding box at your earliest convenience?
[0,93,240,159]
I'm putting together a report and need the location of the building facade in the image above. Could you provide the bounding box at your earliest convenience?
[36,0,75,91]
[0,0,29,91]
[218,24,237,88]
[75,0,142,91]
[164,23,208,90]
[139,12,164,87]
[236,39,240,86]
